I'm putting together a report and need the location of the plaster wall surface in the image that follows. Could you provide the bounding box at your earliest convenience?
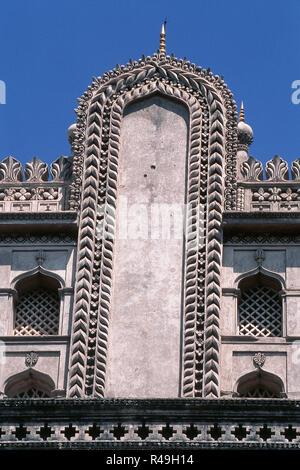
[106,95,189,398]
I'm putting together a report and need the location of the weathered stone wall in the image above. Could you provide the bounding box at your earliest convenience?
[221,232,300,399]
[106,95,188,398]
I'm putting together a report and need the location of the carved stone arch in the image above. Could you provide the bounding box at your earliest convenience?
[67,54,238,399]
[234,266,286,290]
[69,54,237,209]
[11,266,65,290]
[4,368,55,398]
[234,369,285,398]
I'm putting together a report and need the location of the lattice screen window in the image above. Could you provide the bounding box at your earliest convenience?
[238,286,282,337]
[14,288,60,336]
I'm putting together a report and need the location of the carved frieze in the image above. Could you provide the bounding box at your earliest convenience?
[50,156,73,181]
[25,352,39,368]
[252,186,300,211]
[0,187,59,201]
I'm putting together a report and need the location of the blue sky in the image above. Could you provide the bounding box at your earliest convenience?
[0,0,299,170]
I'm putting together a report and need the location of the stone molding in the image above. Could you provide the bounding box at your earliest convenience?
[241,156,263,182]
[265,155,289,181]
[222,288,240,298]
[0,212,77,221]
[0,398,298,449]
[223,211,300,219]
[68,53,238,211]
[0,155,72,183]
[223,233,300,244]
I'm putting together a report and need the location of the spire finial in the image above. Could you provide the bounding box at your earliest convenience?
[159,21,166,55]
[239,101,245,123]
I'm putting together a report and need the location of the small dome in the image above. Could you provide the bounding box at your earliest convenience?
[67,123,77,144]
[238,120,253,145]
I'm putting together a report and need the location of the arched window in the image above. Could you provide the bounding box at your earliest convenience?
[238,273,282,337]
[236,370,285,398]
[13,273,60,336]
[4,369,55,398]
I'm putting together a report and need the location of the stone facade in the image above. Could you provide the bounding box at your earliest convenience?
[0,45,300,449]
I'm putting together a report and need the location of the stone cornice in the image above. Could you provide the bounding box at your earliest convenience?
[222,212,300,234]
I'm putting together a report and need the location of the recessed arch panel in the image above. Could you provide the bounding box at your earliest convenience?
[105,94,189,398]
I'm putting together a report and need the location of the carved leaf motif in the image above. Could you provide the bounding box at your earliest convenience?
[291,158,300,180]
[265,155,289,181]
[0,156,23,182]
[252,187,270,201]
[241,156,263,181]
[24,156,49,182]
[50,156,73,181]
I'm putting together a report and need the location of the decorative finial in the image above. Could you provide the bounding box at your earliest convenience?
[239,101,245,123]
[159,21,166,55]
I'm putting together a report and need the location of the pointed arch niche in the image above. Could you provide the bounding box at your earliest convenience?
[105,94,189,398]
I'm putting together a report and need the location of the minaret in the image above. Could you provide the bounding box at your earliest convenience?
[159,22,166,55]
[237,101,253,179]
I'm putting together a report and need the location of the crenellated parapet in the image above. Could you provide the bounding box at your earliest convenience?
[0,155,73,212]
[238,154,300,211]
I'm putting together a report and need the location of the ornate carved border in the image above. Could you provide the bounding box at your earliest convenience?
[67,54,237,398]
